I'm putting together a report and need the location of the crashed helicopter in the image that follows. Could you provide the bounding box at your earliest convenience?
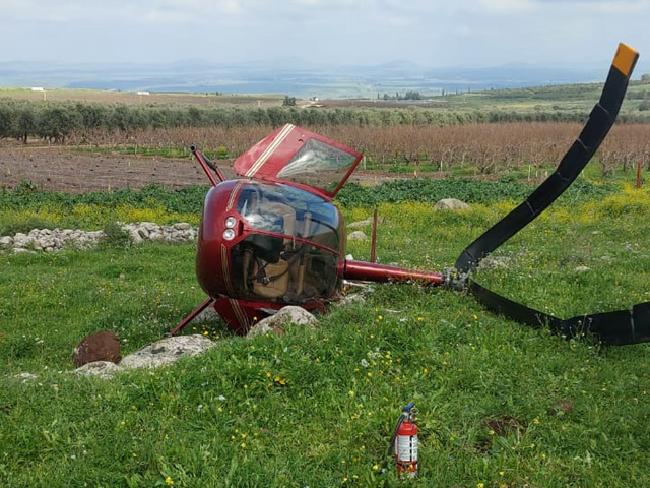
[171,43,648,346]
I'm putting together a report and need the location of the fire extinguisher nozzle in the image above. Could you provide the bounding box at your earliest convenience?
[402,402,415,413]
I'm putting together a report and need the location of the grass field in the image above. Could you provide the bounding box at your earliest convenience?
[0,87,284,108]
[1,176,650,487]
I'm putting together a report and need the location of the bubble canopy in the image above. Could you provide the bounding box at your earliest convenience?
[197,179,344,305]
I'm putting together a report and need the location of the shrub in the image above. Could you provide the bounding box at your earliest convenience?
[102,222,131,247]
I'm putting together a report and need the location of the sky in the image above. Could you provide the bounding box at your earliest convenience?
[1,0,649,70]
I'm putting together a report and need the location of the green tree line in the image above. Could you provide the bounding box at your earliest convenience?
[1,99,649,143]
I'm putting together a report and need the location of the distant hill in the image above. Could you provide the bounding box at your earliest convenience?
[0,60,626,99]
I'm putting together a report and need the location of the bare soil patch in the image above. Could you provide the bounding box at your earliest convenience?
[0,146,403,192]
[0,146,234,192]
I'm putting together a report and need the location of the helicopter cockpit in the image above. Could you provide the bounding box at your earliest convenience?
[196,124,364,309]
[229,182,342,303]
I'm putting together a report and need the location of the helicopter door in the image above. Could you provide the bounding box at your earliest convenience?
[234,124,364,199]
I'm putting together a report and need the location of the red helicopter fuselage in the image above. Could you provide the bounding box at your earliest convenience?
[172,124,443,334]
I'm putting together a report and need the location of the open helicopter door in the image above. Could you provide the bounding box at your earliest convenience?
[233,124,364,199]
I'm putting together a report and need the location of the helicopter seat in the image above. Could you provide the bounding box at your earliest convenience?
[251,201,296,299]
[253,260,289,298]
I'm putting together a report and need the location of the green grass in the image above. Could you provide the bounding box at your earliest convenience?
[73,145,232,161]
[1,184,650,486]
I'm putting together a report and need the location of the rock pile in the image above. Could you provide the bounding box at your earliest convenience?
[122,222,197,245]
[0,222,197,253]
[1,229,104,253]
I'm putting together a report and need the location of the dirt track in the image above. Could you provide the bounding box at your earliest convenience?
[0,146,403,193]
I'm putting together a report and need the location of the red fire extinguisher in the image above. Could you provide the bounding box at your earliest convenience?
[389,402,418,478]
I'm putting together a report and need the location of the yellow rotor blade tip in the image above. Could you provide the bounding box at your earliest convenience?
[612,43,639,77]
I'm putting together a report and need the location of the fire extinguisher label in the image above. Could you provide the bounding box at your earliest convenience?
[396,435,418,462]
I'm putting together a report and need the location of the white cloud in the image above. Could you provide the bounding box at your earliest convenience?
[0,0,647,68]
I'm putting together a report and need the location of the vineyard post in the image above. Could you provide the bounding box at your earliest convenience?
[370,207,378,263]
[636,159,642,189]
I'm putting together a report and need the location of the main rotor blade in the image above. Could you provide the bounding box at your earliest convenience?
[456,43,638,273]
[454,44,649,346]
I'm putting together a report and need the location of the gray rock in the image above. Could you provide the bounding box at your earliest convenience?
[174,223,192,231]
[12,233,33,248]
[434,198,470,210]
[336,293,367,306]
[129,230,143,244]
[0,236,14,248]
[119,334,215,369]
[348,231,369,241]
[39,236,55,249]
[141,222,159,232]
[574,265,591,272]
[194,306,220,323]
[247,306,318,338]
[347,219,372,229]
[75,361,121,379]
[14,372,38,383]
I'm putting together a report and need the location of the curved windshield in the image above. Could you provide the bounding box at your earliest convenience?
[236,182,340,251]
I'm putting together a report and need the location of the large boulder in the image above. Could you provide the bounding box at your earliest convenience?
[247,306,318,338]
[119,334,215,369]
[434,198,470,210]
[73,330,121,368]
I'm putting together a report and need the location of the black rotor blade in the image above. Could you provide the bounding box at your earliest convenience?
[454,44,649,346]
